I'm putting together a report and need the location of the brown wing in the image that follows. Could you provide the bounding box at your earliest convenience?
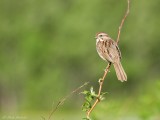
[104,39,121,63]
[115,44,122,59]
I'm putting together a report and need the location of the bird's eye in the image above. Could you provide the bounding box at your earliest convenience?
[99,35,103,37]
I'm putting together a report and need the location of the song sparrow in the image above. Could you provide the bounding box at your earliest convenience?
[96,32,127,82]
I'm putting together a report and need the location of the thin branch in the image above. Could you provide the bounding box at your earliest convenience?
[86,63,111,119]
[116,0,130,44]
[48,82,89,120]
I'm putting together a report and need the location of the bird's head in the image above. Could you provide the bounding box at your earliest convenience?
[95,32,110,43]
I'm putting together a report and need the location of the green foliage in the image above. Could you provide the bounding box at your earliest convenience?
[81,87,96,112]
[81,87,107,112]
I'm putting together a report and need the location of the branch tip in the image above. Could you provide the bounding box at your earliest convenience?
[116,0,130,44]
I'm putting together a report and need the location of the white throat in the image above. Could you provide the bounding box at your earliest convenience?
[96,36,110,44]
[96,38,103,44]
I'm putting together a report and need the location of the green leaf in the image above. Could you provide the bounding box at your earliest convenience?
[82,101,91,111]
[101,92,108,95]
[81,90,90,95]
[90,87,94,94]
[85,95,93,102]
[90,87,98,97]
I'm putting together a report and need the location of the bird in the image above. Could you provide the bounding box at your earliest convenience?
[96,32,127,82]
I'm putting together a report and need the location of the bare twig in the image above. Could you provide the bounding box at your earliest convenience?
[48,82,89,120]
[116,0,130,44]
[86,63,111,119]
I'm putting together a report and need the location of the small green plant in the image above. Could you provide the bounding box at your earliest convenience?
[81,87,107,112]
[81,87,97,112]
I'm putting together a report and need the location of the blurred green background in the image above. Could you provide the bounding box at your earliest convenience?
[0,0,160,120]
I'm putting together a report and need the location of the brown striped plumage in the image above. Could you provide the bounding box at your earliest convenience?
[96,32,127,82]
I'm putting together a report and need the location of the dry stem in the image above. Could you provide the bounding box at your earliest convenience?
[48,82,89,120]
[86,63,111,119]
[116,0,130,44]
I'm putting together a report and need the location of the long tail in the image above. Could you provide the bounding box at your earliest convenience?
[113,62,127,82]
